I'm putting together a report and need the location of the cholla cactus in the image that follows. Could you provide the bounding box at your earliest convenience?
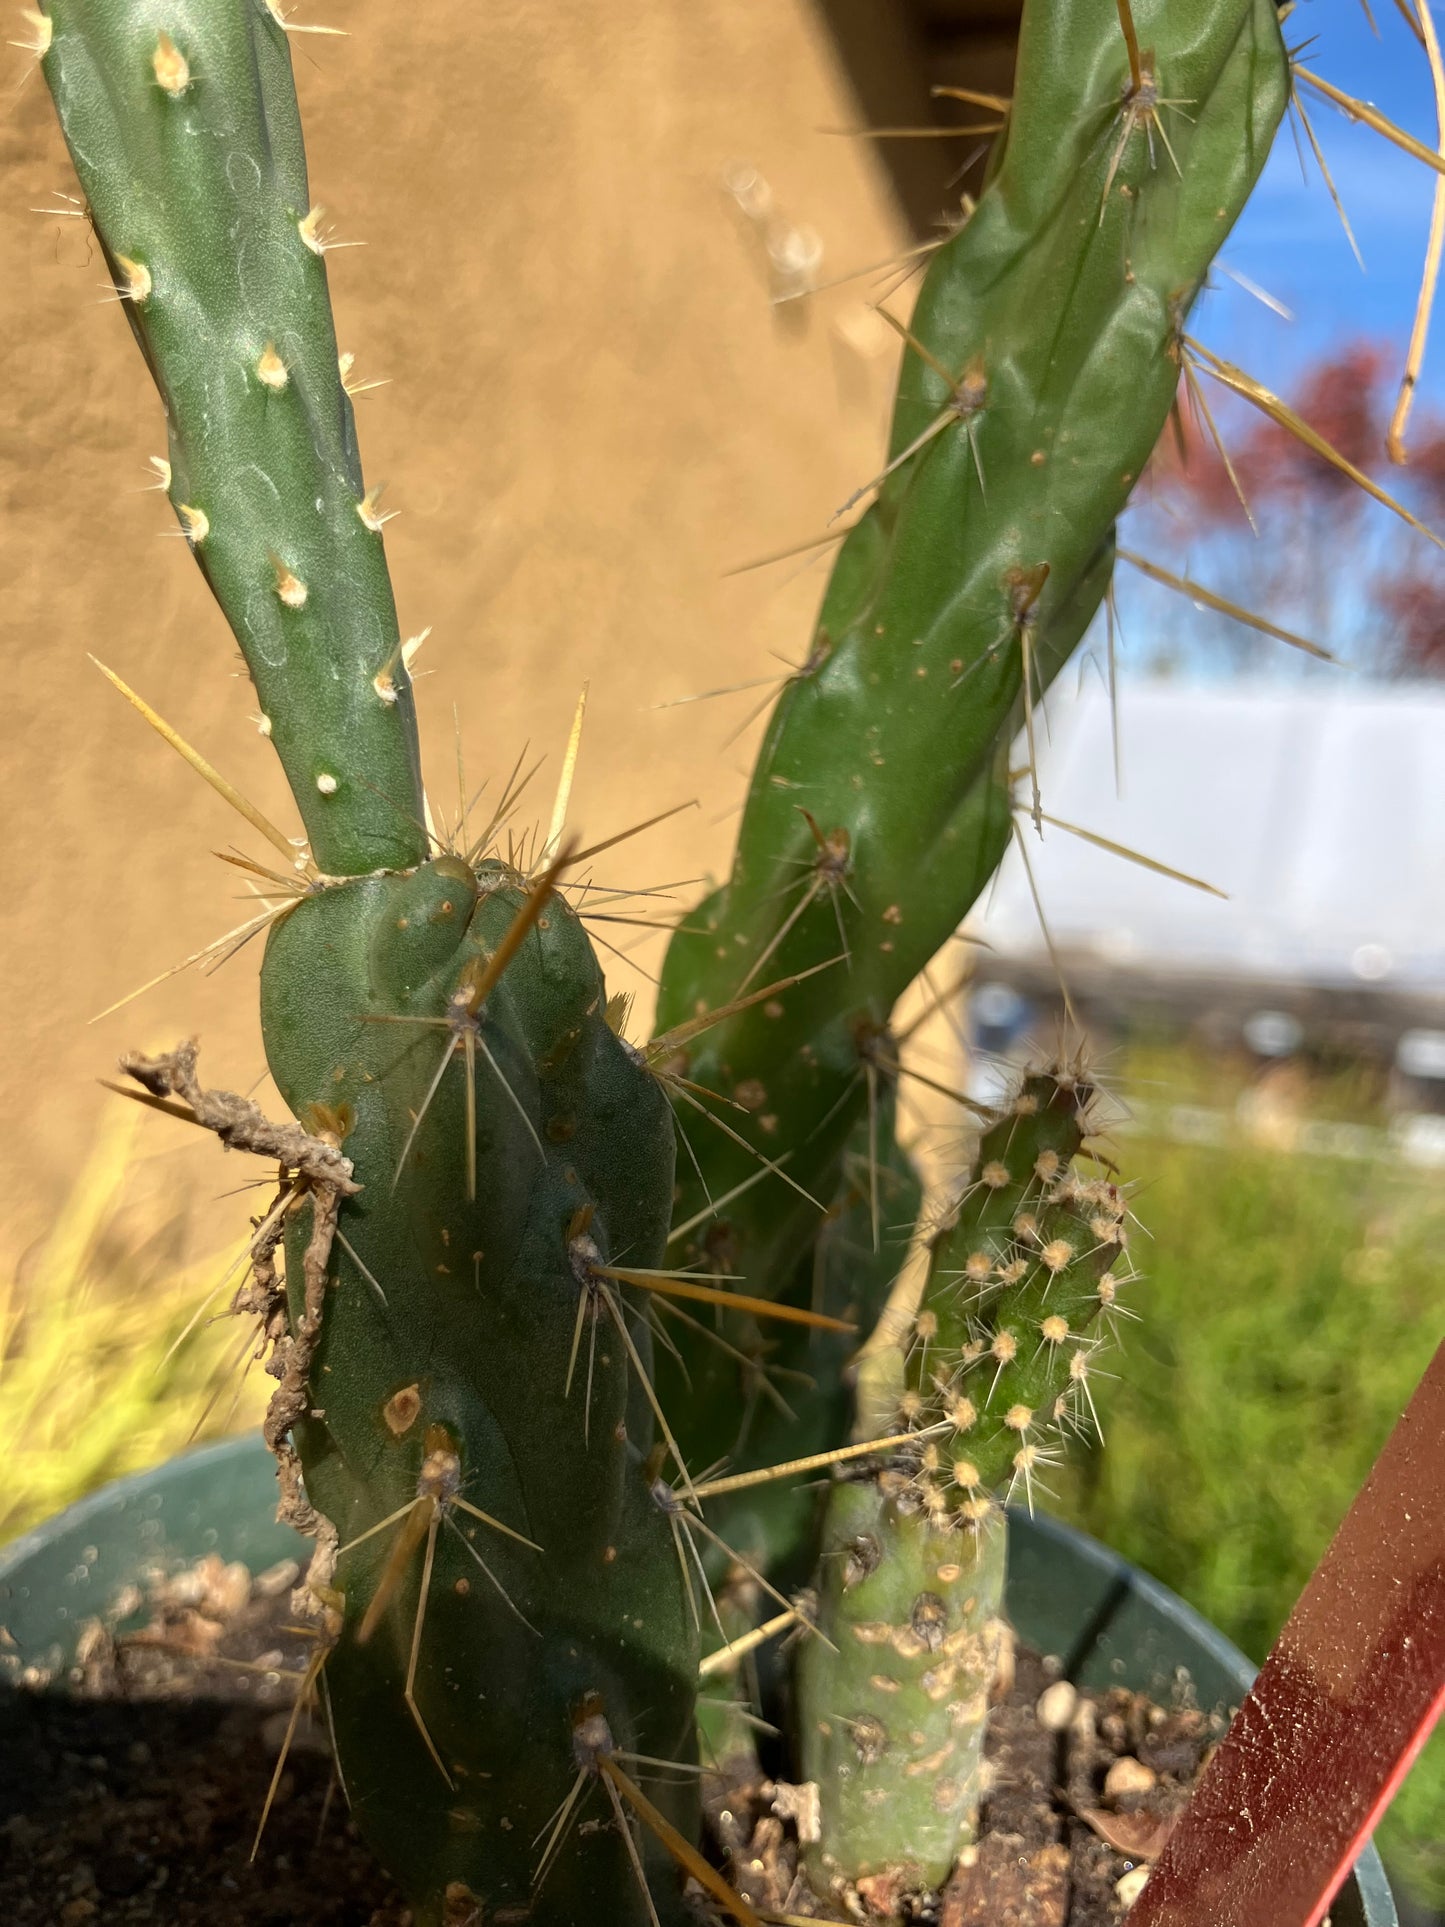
[26,0,1359,1920]
[797,1065,1133,1901]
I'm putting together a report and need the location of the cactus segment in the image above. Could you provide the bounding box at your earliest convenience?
[798,1485,1008,1900]
[654,0,1287,1479]
[798,1067,1134,1901]
[38,0,426,876]
[259,859,697,1925]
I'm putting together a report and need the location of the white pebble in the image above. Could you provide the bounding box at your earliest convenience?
[1035,1680,1078,1731]
[1116,1866,1149,1908]
[1105,1755,1158,1799]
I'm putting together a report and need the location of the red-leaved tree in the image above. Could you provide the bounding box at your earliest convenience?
[1134,339,1445,676]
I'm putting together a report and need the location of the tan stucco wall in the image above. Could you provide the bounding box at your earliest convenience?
[2,2,912,1266]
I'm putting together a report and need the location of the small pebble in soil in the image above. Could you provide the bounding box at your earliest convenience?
[1036,1680,1079,1731]
[1116,1866,1150,1908]
[1103,1757,1158,1801]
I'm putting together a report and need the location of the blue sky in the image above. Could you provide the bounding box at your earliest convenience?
[1198,0,1442,397]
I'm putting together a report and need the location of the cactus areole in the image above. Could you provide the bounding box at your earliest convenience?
[30,0,1296,1919]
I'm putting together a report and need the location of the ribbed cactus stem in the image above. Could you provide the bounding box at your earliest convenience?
[261,855,698,1924]
[800,1485,1007,1902]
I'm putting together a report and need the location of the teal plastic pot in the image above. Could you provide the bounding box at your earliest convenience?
[0,1439,1397,1924]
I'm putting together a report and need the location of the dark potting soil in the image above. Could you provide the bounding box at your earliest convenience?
[0,1552,1226,1926]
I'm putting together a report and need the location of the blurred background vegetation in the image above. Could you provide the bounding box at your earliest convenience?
[0,1103,266,1551]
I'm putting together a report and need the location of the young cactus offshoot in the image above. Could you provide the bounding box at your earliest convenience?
[797,1065,1135,1904]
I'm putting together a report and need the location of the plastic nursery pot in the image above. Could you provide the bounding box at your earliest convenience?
[0,1441,1398,1925]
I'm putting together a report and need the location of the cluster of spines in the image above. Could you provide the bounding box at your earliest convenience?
[899,1067,1133,1527]
[793,1063,1134,1901]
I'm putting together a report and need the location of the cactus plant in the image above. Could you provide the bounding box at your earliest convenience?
[30,0,1430,1920]
[34,4,699,1919]
[797,1064,1132,1901]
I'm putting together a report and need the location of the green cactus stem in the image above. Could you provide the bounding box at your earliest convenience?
[38,0,425,875]
[256,853,700,1924]
[654,0,1288,1495]
[38,6,705,1914]
[798,1065,1135,1904]
[800,1485,1008,1910]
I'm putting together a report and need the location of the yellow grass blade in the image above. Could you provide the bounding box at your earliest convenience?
[0,1109,266,1544]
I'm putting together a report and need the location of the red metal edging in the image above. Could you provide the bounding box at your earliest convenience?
[1129,1337,1445,1927]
